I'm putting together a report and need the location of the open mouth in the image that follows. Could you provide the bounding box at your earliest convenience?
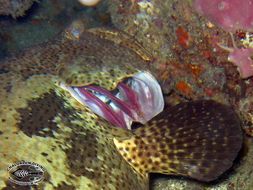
[60,71,164,130]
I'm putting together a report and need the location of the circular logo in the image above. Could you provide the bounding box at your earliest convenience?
[7,161,45,186]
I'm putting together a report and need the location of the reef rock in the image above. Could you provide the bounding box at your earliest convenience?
[0,0,36,17]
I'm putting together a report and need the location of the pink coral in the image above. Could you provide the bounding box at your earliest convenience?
[194,0,253,78]
[194,0,253,32]
[228,48,253,78]
[218,43,253,78]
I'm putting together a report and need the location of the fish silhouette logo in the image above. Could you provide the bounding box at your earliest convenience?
[7,161,45,186]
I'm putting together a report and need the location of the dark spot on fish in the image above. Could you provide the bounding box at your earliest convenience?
[159,143,166,149]
[160,157,167,163]
[2,81,12,93]
[17,91,75,137]
[87,184,92,188]
[66,130,99,178]
[146,152,151,157]
[55,182,75,190]
[137,152,143,157]
[154,152,160,157]
[0,131,3,135]
[41,152,48,157]
[169,163,178,170]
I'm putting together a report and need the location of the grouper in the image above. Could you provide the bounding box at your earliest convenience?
[0,21,243,189]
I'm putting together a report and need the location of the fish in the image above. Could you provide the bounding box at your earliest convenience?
[0,21,243,189]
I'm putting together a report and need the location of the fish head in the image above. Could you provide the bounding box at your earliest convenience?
[0,27,151,190]
[57,29,164,130]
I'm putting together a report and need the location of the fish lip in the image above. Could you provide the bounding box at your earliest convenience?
[60,71,164,130]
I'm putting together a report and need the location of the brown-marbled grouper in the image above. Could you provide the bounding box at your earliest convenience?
[0,22,242,189]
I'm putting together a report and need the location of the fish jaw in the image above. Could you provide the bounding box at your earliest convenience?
[61,71,164,129]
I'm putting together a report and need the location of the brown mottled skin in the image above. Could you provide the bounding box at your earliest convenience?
[0,23,243,190]
[0,25,152,189]
[0,0,36,17]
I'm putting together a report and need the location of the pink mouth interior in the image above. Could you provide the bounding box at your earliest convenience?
[66,72,164,130]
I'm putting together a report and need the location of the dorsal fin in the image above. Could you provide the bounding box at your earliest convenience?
[114,100,243,182]
[87,27,153,62]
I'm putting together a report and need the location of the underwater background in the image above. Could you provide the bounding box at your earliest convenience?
[0,0,253,189]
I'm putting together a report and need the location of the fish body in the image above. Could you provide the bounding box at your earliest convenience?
[0,23,243,189]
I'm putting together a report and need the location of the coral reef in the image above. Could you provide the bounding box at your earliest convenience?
[0,0,37,17]
[108,0,230,100]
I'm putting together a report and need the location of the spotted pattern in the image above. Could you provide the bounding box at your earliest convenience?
[55,182,76,190]
[0,27,151,190]
[17,91,76,137]
[114,100,243,182]
[0,24,243,190]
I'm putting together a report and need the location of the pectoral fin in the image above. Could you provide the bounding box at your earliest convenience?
[114,100,243,182]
